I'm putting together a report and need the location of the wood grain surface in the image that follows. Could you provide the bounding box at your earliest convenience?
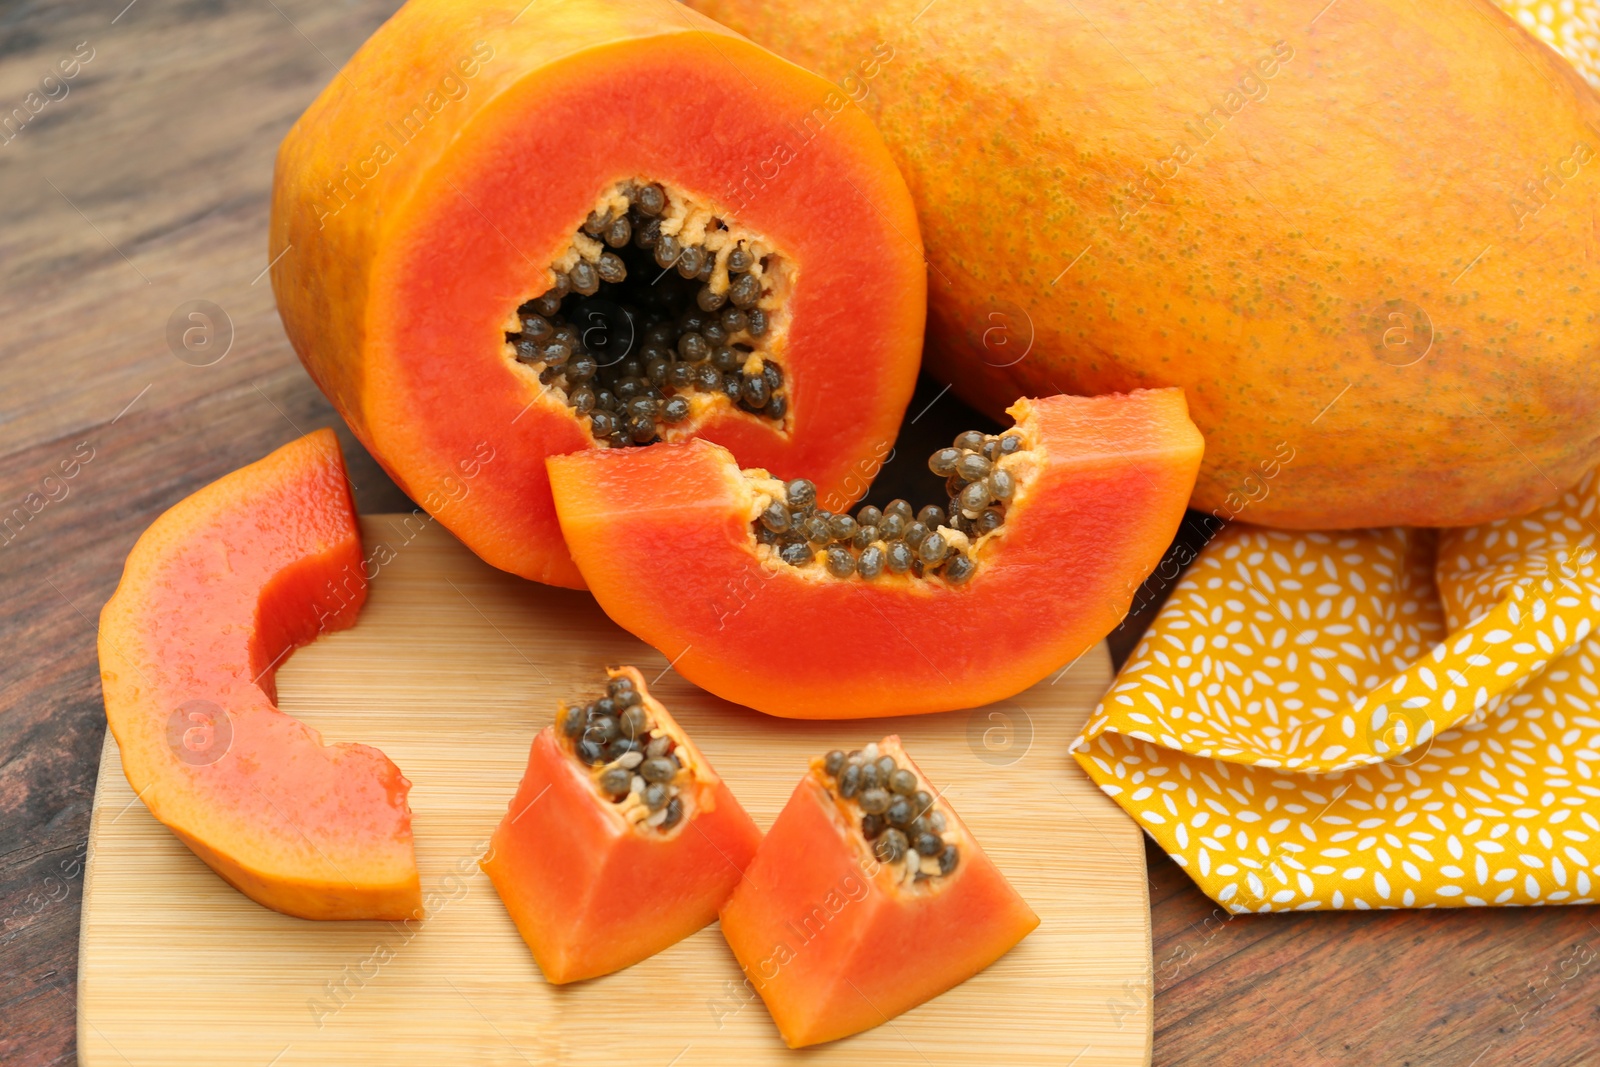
[0,1,1597,1065]
[77,516,1150,1067]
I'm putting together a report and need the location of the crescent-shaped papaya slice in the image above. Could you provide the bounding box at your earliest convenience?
[720,736,1038,1047]
[548,389,1204,718]
[98,430,420,920]
[482,666,762,983]
[270,0,925,588]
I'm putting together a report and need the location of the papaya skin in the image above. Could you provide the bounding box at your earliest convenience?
[548,390,1203,718]
[98,430,421,921]
[271,0,925,587]
[687,0,1600,529]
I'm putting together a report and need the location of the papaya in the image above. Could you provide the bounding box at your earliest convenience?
[547,389,1203,718]
[97,430,420,921]
[270,0,925,588]
[686,0,1600,529]
[720,736,1038,1047]
[482,666,762,983]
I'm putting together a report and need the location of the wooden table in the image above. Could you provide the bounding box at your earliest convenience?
[1,1,1595,1064]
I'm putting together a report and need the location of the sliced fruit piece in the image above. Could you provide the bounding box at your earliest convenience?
[98,430,420,920]
[482,666,762,983]
[271,0,925,588]
[720,735,1037,1048]
[687,0,1600,529]
[548,389,1203,717]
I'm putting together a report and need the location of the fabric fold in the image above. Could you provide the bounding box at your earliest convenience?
[1073,470,1600,911]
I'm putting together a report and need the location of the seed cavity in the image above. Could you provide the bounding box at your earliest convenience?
[558,670,692,834]
[748,429,1028,585]
[817,742,960,883]
[507,180,789,448]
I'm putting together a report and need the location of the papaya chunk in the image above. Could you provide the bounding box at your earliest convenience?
[271,0,925,588]
[482,667,762,983]
[548,389,1203,717]
[720,736,1038,1047]
[98,430,420,920]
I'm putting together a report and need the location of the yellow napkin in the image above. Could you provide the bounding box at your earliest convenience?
[1073,467,1600,910]
[1499,0,1600,86]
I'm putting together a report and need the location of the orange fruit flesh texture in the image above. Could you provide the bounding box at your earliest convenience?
[548,389,1203,718]
[481,666,763,983]
[719,736,1038,1048]
[97,430,420,921]
[686,0,1600,530]
[270,0,925,588]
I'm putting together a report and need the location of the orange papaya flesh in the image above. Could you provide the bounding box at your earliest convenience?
[482,666,762,983]
[97,430,420,921]
[271,0,926,589]
[720,735,1038,1048]
[548,389,1203,718]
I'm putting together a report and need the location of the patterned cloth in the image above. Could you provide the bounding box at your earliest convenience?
[1074,468,1600,910]
[1501,0,1600,85]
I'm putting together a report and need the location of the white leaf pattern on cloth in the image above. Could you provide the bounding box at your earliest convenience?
[1072,470,1600,911]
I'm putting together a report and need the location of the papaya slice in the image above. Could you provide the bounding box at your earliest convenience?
[548,388,1204,717]
[97,430,420,920]
[482,666,762,983]
[720,736,1037,1047]
[270,0,926,588]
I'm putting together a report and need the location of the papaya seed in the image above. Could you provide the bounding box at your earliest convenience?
[929,447,961,476]
[955,453,992,480]
[633,182,665,216]
[596,252,627,284]
[660,795,684,830]
[569,351,601,382]
[728,272,762,308]
[677,245,705,278]
[569,260,599,296]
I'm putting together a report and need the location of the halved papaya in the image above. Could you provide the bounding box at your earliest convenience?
[547,389,1204,717]
[482,666,762,983]
[720,736,1038,1047]
[97,430,420,920]
[270,0,926,588]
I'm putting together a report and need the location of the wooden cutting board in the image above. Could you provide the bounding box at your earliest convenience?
[78,515,1151,1066]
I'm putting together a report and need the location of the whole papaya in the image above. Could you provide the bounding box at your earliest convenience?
[687,0,1600,528]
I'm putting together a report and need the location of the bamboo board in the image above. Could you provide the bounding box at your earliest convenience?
[78,515,1151,1066]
